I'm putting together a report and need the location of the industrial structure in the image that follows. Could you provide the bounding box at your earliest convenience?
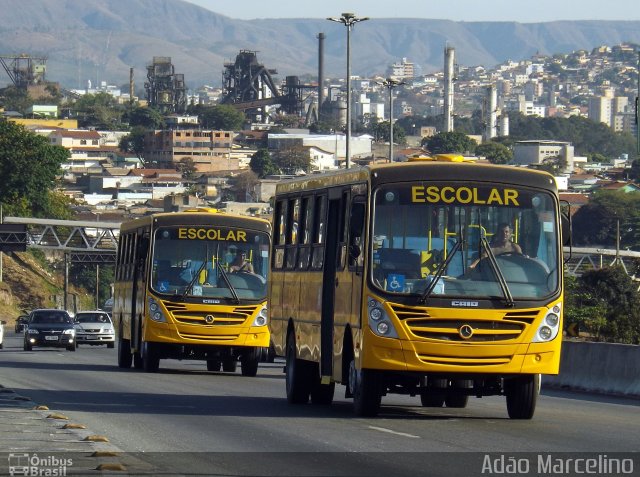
[220,50,316,124]
[443,46,455,132]
[0,54,47,89]
[144,56,187,114]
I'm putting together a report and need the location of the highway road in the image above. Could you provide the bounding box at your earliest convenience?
[0,331,638,476]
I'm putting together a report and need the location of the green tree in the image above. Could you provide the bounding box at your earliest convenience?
[194,104,245,130]
[0,86,34,113]
[422,131,477,155]
[476,141,513,164]
[578,267,640,344]
[118,126,147,165]
[73,92,124,129]
[177,157,198,181]
[272,144,311,175]
[250,149,280,178]
[571,190,640,249]
[0,121,69,217]
[125,106,165,129]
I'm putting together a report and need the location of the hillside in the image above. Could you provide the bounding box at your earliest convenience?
[0,252,92,321]
[1,0,640,89]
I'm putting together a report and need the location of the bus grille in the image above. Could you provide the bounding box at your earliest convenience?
[162,302,260,326]
[389,303,538,342]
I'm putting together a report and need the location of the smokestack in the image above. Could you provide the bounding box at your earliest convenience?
[483,84,497,142]
[129,67,134,106]
[317,32,325,121]
[443,46,455,132]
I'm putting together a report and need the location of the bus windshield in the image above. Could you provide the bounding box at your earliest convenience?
[371,182,560,301]
[151,226,270,300]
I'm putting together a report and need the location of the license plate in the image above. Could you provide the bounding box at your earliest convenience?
[45,336,59,341]
[86,336,97,340]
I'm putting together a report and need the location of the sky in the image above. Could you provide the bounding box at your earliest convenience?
[184,0,640,22]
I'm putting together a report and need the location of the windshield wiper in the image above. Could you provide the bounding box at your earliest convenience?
[216,260,240,304]
[478,236,515,307]
[418,239,462,304]
[181,261,208,300]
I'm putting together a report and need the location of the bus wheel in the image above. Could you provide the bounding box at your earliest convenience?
[420,393,445,407]
[240,348,260,377]
[117,337,132,368]
[311,372,335,405]
[222,358,237,373]
[207,359,221,372]
[350,361,381,417]
[445,379,472,408]
[133,352,143,369]
[142,341,160,373]
[505,374,539,419]
[285,330,311,404]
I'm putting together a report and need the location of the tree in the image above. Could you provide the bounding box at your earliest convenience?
[422,131,477,155]
[230,170,260,202]
[272,145,311,175]
[125,106,165,129]
[475,141,513,164]
[571,190,640,249]
[118,126,147,165]
[0,121,69,217]
[250,149,280,178]
[177,157,197,181]
[371,121,407,145]
[577,267,640,344]
[73,92,125,129]
[0,85,34,113]
[194,105,245,130]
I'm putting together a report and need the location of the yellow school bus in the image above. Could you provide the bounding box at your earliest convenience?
[112,209,271,374]
[269,158,569,418]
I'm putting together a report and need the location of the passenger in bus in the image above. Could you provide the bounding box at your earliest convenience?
[229,249,255,274]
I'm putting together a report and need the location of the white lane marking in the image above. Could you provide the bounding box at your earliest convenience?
[368,426,420,438]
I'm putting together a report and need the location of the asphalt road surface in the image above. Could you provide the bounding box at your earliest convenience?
[1,331,638,476]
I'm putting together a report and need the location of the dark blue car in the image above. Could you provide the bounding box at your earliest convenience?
[24,309,76,352]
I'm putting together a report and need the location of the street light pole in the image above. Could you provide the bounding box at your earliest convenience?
[327,12,369,169]
[379,78,405,163]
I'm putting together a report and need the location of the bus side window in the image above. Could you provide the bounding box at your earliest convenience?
[349,199,366,270]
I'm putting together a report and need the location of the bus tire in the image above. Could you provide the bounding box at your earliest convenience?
[350,361,381,417]
[505,374,539,419]
[142,341,160,373]
[420,377,447,407]
[311,381,335,405]
[241,348,260,377]
[207,359,221,372]
[222,358,237,373]
[445,379,472,408]
[117,337,132,368]
[420,393,445,407]
[285,330,311,404]
[133,352,143,369]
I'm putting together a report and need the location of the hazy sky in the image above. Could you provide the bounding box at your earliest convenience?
[184,0,640,22]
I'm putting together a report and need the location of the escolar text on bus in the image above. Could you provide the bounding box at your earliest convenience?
[177,228,247,241]
[411,186,520,206]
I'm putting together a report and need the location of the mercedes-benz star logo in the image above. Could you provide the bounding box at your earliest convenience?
[205,315,215,324]
[458,324,474,339]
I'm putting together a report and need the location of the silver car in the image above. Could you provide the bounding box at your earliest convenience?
[74,311,115,348]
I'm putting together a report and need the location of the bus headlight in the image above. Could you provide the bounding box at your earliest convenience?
[147,297,167,323]
[367,297,398,338]
[252,306,268,327]
[533,303,561,342]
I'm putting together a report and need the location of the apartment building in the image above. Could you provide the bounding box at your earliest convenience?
[143,129,238,172]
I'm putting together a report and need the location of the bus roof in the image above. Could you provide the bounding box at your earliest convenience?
[119,210,271,234]
[275,163,557,195]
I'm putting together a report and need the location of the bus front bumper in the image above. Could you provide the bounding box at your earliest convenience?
[144,322,270,348]
[361,332,561,375]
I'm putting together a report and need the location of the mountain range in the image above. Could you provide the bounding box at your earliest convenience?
[1,0,640,90]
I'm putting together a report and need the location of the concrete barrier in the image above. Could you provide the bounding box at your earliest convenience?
[542,340,640,397]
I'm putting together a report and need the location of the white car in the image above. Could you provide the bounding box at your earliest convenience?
[0,320,4,349]
[74,311,115,348]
